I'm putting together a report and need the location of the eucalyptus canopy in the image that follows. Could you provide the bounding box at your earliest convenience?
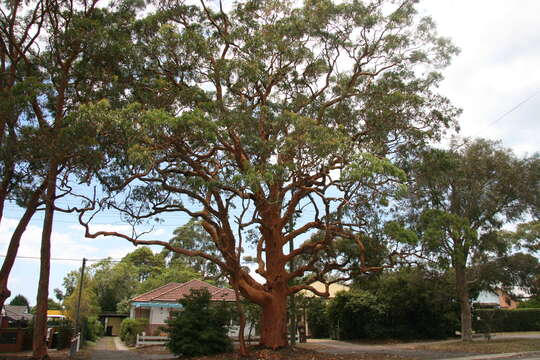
[76,0,459,348]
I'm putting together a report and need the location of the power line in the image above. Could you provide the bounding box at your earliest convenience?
[486,88,540,128]
[0,254,123,262]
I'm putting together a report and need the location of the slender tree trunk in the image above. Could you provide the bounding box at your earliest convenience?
[33,165,57,360]
[455,265,473,341]
[0,184,46,310]
[231,277,248,357]
[259,289,288,349]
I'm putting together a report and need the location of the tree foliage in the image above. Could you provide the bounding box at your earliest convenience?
[164,289,233,357]
[9,294,30,309]
[386,138,539,340]
[75,0,460,348]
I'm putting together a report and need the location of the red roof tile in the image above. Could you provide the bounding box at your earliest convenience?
[131,279,236,303]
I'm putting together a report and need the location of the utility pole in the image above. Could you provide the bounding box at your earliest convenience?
[74,258,86,335]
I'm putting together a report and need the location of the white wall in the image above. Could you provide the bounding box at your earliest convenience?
[150,307,170,324]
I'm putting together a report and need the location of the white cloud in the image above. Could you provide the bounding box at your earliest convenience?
[420,0,540,155]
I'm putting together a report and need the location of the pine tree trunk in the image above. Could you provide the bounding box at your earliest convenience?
[259,290,288,349]
[32,165,57,360]
[455,266,473,342]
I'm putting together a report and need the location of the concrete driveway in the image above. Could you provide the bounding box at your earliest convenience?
[90,337,172,360]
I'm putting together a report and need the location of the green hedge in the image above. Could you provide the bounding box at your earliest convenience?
[120,318,148,346]
[473,309,540,332]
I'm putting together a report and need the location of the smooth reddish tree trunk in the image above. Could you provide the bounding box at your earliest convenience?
[259,290,288,349]
[33,165,57,360]
[0,186,44,310]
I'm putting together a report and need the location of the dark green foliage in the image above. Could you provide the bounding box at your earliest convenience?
[328,269,459,340]
[328,290,384,339]
[303,297,330,339]
[83,316,104,342]
[519,297,540,308]
[164,289,232,357]
[9,295,30,309]
[47,298,62,311]
[120,318,148,346]
[473,309,540,332]
[22,326,33,351]
[54,321,74,350]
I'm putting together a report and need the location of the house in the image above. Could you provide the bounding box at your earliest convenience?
[298,281,350,298]
[1,305,33,328]
[130,279,236,336]
[474,289,520,309]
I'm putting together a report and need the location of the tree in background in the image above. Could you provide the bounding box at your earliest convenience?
[163,219,223,281]
[56,246,202,317]
[122,247,165,283]
[77,0,459,348]
[386,138,539,341]
[9,294,30,310]
[1,0,141,357]
[91,260,139,313]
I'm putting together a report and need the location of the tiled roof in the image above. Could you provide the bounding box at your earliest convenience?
[3,305,33,321]
[131,279,236,303]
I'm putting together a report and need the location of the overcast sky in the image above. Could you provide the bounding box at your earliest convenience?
[1,0,539,306]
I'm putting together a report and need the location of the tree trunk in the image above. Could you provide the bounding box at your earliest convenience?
[33,165,57,360]
[455,265,473,342]
[231,277,248,357]
[259,290,288,349]
[0,185,45,310]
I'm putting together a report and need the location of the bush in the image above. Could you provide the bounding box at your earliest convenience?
[473,309,540,332]
[327,269,459,340]
[21,322,33,351]
[120,318,148,346]
[164,289,232,357]
[83,316,104,342]
[303,297,330,338]
[55,321,74,350]
[327,290,385,340]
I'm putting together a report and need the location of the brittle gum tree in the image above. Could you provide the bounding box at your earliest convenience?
[77,0,460,348]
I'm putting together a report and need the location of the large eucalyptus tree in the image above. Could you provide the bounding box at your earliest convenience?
[77,0,459,348]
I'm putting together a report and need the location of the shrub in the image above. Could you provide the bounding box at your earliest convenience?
[473,309,540,332]
[21,321,33,350]
[55,321,74,350]
[164,289,232,357]
[83,316,104,341]
[327,269,459,340]
[120,318,148,346]
[327,290,385,340]
[303,297,330,338]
